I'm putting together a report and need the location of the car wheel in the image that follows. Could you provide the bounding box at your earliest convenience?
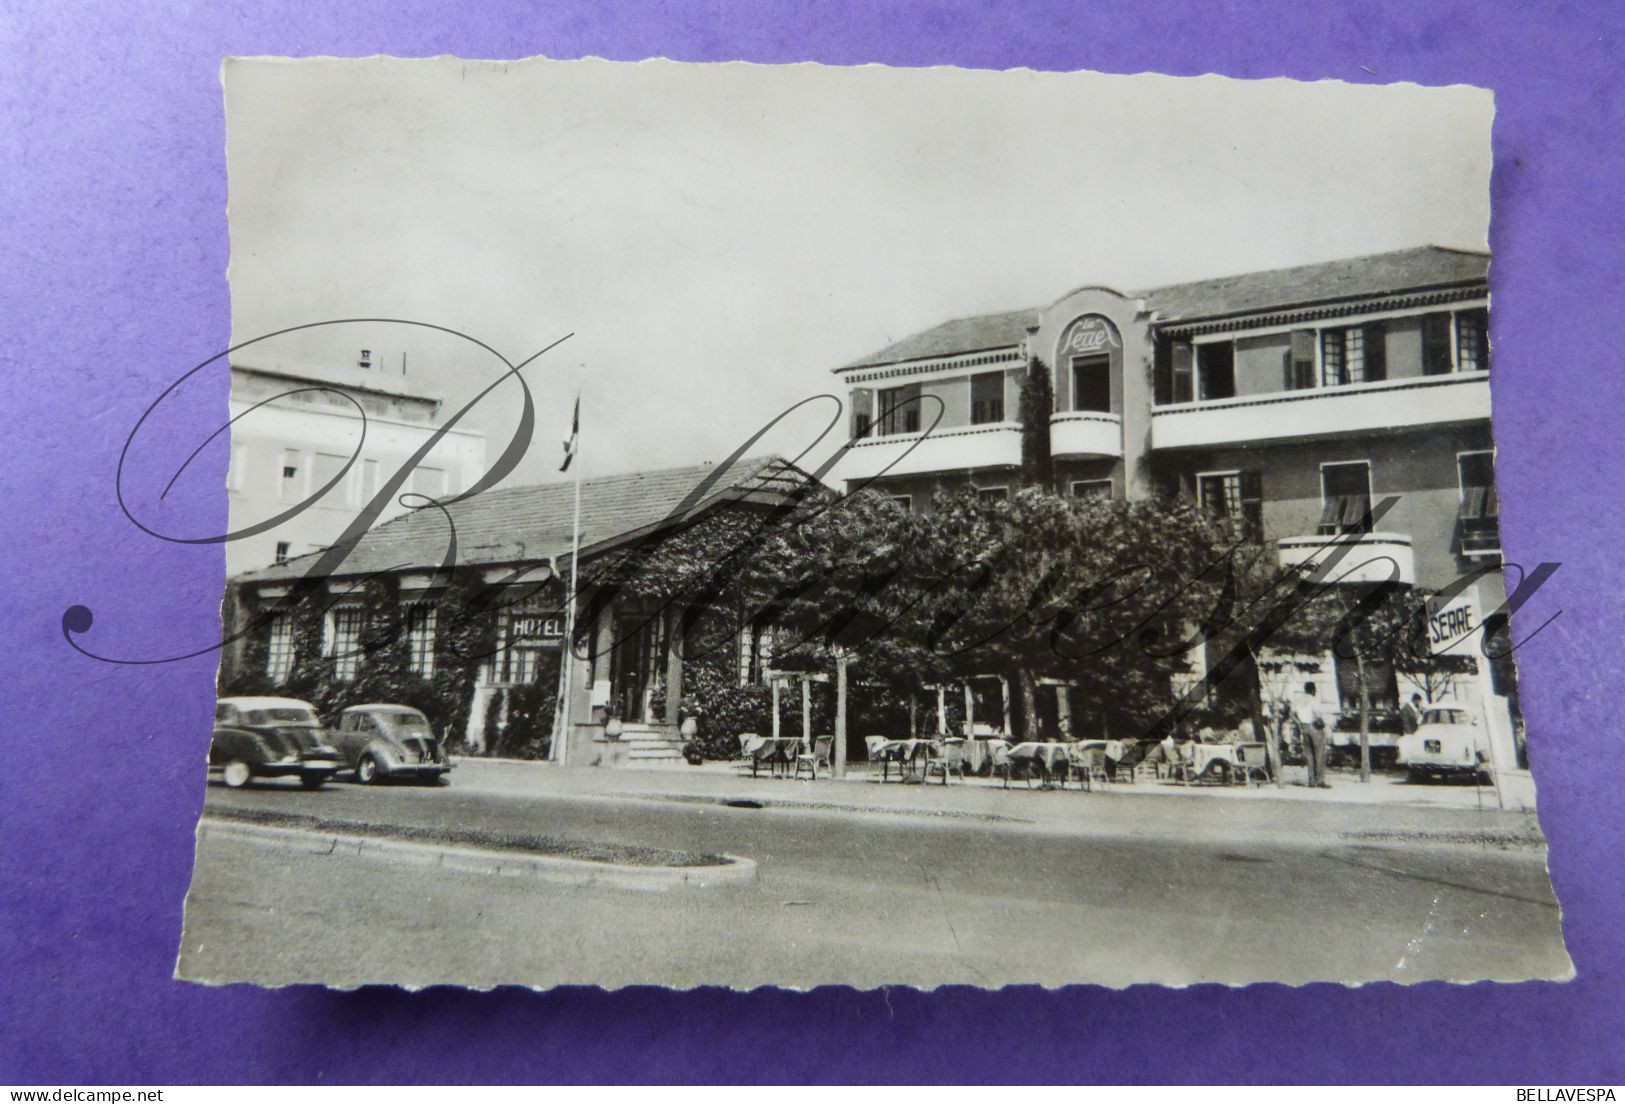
[222,760,251,789]
[299,773,327,790]
[356,755,380,785]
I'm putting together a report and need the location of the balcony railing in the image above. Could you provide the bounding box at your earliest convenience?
[1150,372,1490,451]
[838,423,1023,483]
[1049,411,1123,458]
[1277,532,1416,585]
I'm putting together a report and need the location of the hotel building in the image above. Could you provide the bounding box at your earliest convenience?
[833,246,1507,756]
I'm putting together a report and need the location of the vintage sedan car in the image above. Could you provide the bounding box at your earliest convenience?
[334,704,453,785]
[211,696,343,789]
[1395,705,1488,782]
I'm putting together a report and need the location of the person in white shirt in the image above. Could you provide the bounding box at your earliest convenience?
[1295,684,1330,788]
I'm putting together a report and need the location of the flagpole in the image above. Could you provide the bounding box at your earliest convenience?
[553,396,584,764]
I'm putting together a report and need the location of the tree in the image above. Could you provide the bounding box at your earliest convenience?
[1019,357,1055,491]
[909,487,1228,743]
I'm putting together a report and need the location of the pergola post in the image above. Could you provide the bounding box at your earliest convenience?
[771,678,782,740]
[1000,676,1013,737]
[936,686,948,736]
[801,675,811,751]
[834,652,849,779]
[1056,684,1072,740]
[963,682,975,738]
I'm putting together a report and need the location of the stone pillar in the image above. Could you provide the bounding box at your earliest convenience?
[963,682,975,737]
[1056,684,1073,739]
[1000,676,1013,736]
[937,687,948,736]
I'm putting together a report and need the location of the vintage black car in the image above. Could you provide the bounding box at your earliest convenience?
[334,704,453,785]
[211,696,343,789]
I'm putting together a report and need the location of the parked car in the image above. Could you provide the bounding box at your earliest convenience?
[333,704,453,785]
[211,696,342,789]
[1395,705,1488,782]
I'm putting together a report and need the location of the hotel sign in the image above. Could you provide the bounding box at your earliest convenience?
[1427,593,1481,658]
[510,614,564,641]
[1065,315,1121,355]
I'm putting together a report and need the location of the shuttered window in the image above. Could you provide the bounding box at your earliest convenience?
[1317,462,1373,535]
[970,372,1004,424]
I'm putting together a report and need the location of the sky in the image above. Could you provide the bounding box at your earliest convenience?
[224,57,1492,488]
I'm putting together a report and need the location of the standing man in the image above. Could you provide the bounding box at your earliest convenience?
[1296,684,1331,789]
[1400,693,1424,736]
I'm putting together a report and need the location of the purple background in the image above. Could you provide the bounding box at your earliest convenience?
[4,0,1622,1085]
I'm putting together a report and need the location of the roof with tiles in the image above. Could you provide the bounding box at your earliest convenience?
[1138,245,1488,324]
[837,246,1488,371]
[235,455,820,584]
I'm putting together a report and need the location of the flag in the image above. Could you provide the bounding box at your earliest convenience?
[559,395,579,472]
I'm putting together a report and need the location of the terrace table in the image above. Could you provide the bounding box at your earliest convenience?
[1005,741,1079,786]
[875,738,938,780]
[1184,742,1241,783]
[742,734,803,777]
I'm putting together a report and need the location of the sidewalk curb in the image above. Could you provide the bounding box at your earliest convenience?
[197,817,758,892]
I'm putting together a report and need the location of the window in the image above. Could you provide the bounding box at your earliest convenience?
[265,613,296,684]
[279,450,302,498]
[405,602,437,678]
[1071,354,1110,412]
[1318,462,1374,535]
[229,444,247,492]
[877,384,921,435]
[970,372,1005,424]
[1320,325,1385,385]
[738,623,775,687]
[1422,313,1453,375]
[1071,479,1112,500]
[1196,342,1235,400]
[850,387,874,439]
[1170,342,1194,403]
[976,485,1009,503]
[1198,471,1263,541]
[361,458,381,502]
[326,606,365,682]
[1334,651,1399,714]
[1287,330,1317,390]
[888,494,913,512]
[1457,450,1501,557]
[274,541,291,564]
[312,452,349,502]
[1320,329,1345,386]
[1457,309,1489,372]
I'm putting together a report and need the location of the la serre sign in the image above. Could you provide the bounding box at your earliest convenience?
[1066,315,1121,355]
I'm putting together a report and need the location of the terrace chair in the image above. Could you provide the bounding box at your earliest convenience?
[795,735,834,780]
[989,741,1015,789]
[736,733,761,776]
[747,735,785,778]
[1106,741,1142,784]
[1062,746,1095,793]
[1231,742,1270,786]
[865,735,893,781]
[923,739,966,785]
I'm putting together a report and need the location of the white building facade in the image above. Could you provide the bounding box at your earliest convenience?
[226,352,487,576]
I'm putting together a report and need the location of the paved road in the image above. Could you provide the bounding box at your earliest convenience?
[177,766,1571,989]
